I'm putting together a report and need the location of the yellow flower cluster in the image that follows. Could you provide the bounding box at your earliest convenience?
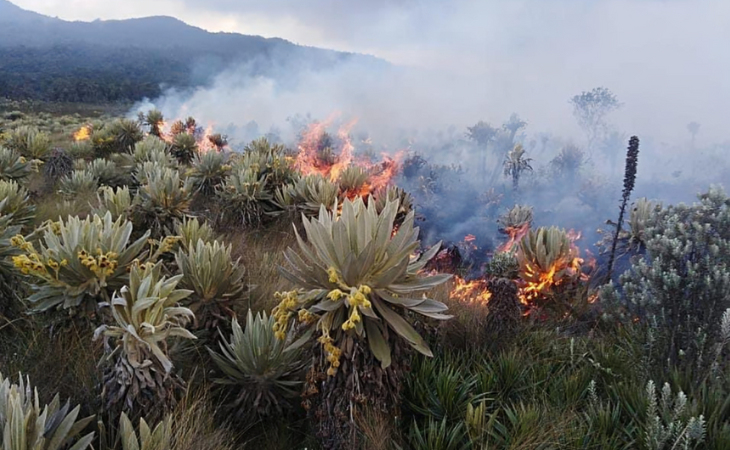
[78,248,118,278]
[159,236,181,253]
[341,285,372,331]
[272,290,298,340]
[12,253,48,276]
[318,332,341,376]
[10,235,33,252]
[221,164,232,171]
[298,309,317,324]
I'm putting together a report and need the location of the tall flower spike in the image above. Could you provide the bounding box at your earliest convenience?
[607,136,640,281]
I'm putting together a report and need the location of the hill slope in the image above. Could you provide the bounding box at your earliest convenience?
[0,0,386,103]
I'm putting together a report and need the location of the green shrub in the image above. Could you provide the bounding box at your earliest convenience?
[94,262,195,418]
[0,372,95,450]
[11,212,150,316]
[175,239,247,329]
[208,310,306,420]
[131,167,192,238]
[0,146,32,182]
[0,179,35,228]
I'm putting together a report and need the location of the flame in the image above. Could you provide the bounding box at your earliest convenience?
[517,228,591,307]
[497,222,531,253]
[73,126,91,142]
[450,276,492,305]
[294,117,403,196]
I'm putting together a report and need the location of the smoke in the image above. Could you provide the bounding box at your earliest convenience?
[131,0,730,261]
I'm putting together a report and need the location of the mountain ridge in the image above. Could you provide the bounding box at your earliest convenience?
[0,0,387,103]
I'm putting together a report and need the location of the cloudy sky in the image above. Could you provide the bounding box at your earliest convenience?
[12,0,730,142]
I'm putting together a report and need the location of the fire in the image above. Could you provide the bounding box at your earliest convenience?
[73,126,91,142]
[517,228,591,307]
[450,276,492,305]
[497,222,530,253]
[294,118,403,196]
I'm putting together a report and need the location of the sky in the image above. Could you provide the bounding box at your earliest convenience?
[11,0,730,143]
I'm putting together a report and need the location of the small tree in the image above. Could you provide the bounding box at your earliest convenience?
[570,87,621,153]
[687,121,701,148]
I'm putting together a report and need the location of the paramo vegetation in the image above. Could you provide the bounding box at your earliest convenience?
[1,103,730,450]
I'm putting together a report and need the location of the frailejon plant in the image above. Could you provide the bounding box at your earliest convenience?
[273,197,451,449]
[0,372,96,450]
[0,146,32,182]
[59,170,98,199]
[174,239,247,330]
[173,216,216,251]
[274,173,339,218]
[216,165,274,227]
[98,412,172,450]
[94,262,195,419]
[0,179,35,228]
[187,149,230,196]
[208,310,306,420]
[11,212,150,316]
[131,167,192,238]
[93,186,133,220]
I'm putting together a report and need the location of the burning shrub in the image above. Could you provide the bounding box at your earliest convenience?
[373,185,414,226]
[0,146,32,182]
[516,227,586,312]
[338,165,370,198]
[208,310,306,421]
[273,197,451,448]
[497,204,533,252]
[602,186,730,377]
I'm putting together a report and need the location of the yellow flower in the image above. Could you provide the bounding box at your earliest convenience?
[327,267,338,283]
[327,289,345,301]
[359,285,372,295]
[341,319,356,331]
[349,308,361,324]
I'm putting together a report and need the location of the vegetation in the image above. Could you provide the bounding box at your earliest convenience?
[2,107,729,450]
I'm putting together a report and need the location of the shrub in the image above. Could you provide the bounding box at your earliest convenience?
[602,186,730,376]
[87,158,130,188]
[94,262,195,418]
[170,132,198,165]
[174,216,216,250]
[273,197,451,448]
[11,212,150,316]
[0,146,32,182]
[131,167,192,238]
[132,136,175,168]
[208,310,306,420]
[43,148,74,183]
[187,150,230,195]
[0,372,95,450]
[274,173,339,217]
[175,239,247,329]
[0,179,35,228]
[216,166,274,227]
[59,170,98,199]
[93,186,133,220]
[5,126,52,160]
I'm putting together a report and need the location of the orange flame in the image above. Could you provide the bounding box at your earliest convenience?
[517,228,590,307]
[73,126,91,142]
[497,222,531,253]
[294,117,403,197]
[450,276,492,305]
